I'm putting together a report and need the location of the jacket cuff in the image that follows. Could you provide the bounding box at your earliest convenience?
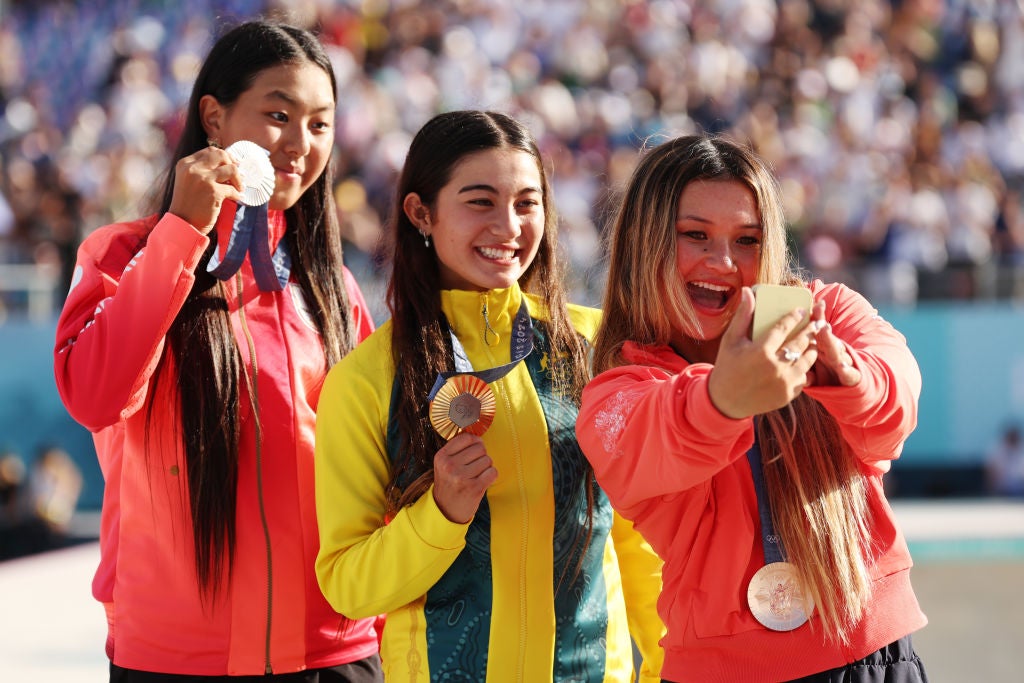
[406,485,470,550]
[151,213,210,272]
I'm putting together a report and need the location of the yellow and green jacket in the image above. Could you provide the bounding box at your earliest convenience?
[315,284,665,682]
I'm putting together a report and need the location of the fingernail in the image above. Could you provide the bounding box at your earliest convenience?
[812,319,826,332]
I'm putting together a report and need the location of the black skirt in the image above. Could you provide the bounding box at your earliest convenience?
[662,634,929,683]
[786,634,928,683]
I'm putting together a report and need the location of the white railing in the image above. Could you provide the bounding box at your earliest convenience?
[0,263,60,322]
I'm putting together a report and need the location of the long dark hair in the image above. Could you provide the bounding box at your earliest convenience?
[146,20,355,597]
[384,111,590,519]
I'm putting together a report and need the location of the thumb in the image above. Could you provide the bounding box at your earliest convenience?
[721,286,755,346]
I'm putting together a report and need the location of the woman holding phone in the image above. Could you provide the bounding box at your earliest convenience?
[575,134,929,682]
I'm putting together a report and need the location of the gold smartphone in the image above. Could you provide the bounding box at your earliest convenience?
[750,284,812,341]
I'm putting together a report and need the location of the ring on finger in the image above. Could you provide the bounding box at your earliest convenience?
[780,347,800,364]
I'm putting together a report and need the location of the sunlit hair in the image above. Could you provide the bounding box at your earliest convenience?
[593,134,790,373]
[383,111,593,585]
[595,134,872,642]
[142,20,354,599]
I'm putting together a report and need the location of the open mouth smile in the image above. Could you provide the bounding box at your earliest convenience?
[687,281,733,310]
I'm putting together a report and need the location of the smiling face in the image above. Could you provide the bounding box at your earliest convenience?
[670,178,763,362]
[202,61,335,211]
[406,148,545,292]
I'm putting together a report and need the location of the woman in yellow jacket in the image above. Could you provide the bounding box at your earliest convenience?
[315,110,664,681]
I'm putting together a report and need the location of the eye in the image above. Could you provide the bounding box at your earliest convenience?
[467,197,494,207]
[269,111,288,123]
[516,198,541,210]
[736,234,761,247]
[311,119,331,132]
[677,229,707,241]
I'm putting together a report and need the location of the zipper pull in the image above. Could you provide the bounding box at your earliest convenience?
[481,297,499,347]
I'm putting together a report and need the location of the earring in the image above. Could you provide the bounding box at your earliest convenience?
[419,230,431,248]
[207,138,221,149]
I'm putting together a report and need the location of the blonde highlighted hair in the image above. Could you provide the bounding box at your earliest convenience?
[596,134,872,642]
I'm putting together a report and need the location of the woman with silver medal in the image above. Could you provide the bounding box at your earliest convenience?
[314,111,666,682]
[575,134,930,683]
[53,21,382,681]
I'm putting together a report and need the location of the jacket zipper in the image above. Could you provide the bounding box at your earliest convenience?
[236,273,275,674]
[480,294,528,681]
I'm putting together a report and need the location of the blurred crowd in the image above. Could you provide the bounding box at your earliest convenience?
[2,0,1024,321]
[0,444,83,559]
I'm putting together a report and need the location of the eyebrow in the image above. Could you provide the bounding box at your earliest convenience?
[458,183,542,194]
[677,214,762,230]
[265,89,334,114]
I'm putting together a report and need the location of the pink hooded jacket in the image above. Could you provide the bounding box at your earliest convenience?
[576,281,927,682]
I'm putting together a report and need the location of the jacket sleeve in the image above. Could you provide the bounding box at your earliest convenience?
[314,343,469,619]
[576,362,753,513]
[341,265,376,341]
[53,215,208,432]
[609,512,665,681]
[803,282,922,472]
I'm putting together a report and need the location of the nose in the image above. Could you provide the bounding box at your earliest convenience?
[282,124,311,158]
[705,241,736,272]
[492,204,522,238]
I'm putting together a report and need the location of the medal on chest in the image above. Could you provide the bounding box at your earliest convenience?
[745,440,815,631]
[746,561,815,631]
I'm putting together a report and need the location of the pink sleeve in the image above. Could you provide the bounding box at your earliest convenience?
[52,215,208,431]
[803,281,921,471]
[576,362,753,512]
[341,266,375,342]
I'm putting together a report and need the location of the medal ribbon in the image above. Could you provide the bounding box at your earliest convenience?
[207,201,292,291]
[427,300,534,400]
[747,436,786,564]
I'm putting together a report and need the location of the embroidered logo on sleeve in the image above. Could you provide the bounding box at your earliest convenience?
[593,389,640,457]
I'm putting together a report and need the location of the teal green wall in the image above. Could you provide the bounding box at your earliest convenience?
[881,303,1024,466]
[2,303,1020,508]
[0,318,100,508]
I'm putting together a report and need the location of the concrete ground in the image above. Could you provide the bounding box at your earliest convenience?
[1,499,1022,681]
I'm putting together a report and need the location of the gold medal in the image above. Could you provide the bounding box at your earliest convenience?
[429,375,496,440]
[746,561,814,631]
[226,140,276,206]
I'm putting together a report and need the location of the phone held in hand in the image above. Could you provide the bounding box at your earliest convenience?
[750,284,812,341]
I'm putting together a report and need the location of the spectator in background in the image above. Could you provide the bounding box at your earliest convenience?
[26,444,82,538]
[0,447,28,557]
[985,423,1024,497]
[0,444,83,559]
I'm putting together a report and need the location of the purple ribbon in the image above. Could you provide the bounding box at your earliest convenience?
[206,202,291,291]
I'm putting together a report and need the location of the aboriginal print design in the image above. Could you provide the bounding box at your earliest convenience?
[526,323,611,683]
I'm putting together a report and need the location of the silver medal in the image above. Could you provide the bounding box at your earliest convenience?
[226,140,275,206]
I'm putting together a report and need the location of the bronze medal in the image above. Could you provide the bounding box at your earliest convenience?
[746,561,814,631]
[429,375,496,440]
[226,140,276,206]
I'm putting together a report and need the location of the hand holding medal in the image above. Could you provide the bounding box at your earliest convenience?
[205,141,291,291]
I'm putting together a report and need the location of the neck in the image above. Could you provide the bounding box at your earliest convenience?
[669,333,719,364]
